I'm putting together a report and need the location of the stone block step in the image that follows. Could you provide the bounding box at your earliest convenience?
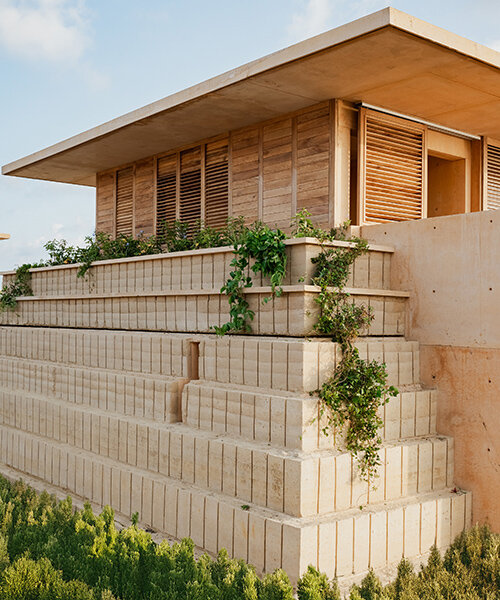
[0,239,394,298]
[182,381,437,450]
[0,286,407,337]
[0,327,421,392]
[0,356,184,424]
[0,389,453,517]
[0,424,471,585]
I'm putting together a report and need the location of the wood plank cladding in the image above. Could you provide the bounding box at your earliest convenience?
[115,167,134,236]
[96,102,334,236]
[156,154,177,229]
[179,147,202,227]
[205,139,229,228]
[232,102,332,229]
[134,158,155,236]
[231,128,260,224]
[296,104,330,225]
[486,142,500,210]
[95,172,115,235]
[359,108,426,224]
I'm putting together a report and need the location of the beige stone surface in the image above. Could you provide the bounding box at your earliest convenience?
[0,230,474,585]
[364,210,500,531]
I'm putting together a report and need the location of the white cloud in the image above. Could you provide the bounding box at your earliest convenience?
[288,0,334,40]
[287,0,388,42]
[0,0,88,62]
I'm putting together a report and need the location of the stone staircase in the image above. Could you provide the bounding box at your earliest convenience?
[0,239,471,585]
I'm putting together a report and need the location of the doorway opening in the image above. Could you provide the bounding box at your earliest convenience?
[427,154,467,217]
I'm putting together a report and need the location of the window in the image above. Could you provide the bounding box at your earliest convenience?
[486,142,500,210]
[358,108,426,224]
[155,139,229,234]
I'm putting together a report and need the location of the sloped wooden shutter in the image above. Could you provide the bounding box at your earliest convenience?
[486,142,500,210]
[205,140,229,228]
[359,109,426,223]
[156,154,177,233]
[116,167,134,236]
[180,147,202,229]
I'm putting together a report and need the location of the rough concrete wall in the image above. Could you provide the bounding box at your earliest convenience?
[362,210,500,531]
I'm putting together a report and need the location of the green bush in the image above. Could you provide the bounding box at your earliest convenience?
[0,556,111,600]
[0,477,496,599]
[297,565,340,599]
[0,477,295,600]
[349,526,500,599]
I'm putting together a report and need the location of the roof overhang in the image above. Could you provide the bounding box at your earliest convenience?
[0,234,10,240]
[4,7,500,187]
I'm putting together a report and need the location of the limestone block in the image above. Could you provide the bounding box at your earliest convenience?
[353,513,370,574]
[233,510,249,562]
[264,519,283,574]
[369,511,387,569]
[190,492,205,548]
[217,503,234,555]
[420,500,437,553]
[204,496,219,555]
[387,507,404,563]
[336,518,354,577]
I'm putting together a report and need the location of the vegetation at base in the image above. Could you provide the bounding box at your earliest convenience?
[0,475,298,599]
[0,477,496,599]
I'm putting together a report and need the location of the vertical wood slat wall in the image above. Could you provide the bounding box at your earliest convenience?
[115,167,134,236]
[358,108,427,224]
[485,141,500,210]
[96,102,334,236]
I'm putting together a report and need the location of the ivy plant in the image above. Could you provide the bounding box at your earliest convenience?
[215,222,287,335]
[303,210,398,481]
[0,264,36,312]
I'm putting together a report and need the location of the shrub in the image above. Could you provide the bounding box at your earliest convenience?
[0,556,112,600]
[297,565,340,599]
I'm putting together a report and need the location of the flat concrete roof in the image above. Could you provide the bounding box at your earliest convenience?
[4,7,500,187]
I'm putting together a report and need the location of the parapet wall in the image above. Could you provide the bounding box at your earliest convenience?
[0,239,405,337]
[363,209,500,531]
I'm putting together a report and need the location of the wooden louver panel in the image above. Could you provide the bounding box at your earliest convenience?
[156,154,177,234]
[205,140,229,228]
[486,143,500,210]
[180,147,202,229]
[116,167,134,236]
[361,110,425,223]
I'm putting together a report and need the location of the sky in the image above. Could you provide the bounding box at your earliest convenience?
[1,0,500,271]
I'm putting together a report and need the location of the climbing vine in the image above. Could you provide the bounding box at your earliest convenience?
[0,264,36,312]
[215,222,287,335]
[296,209,398,481]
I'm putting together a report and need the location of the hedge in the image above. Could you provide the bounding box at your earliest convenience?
[0,477,496,599]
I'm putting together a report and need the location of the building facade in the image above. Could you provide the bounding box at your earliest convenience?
[1,7,499,586]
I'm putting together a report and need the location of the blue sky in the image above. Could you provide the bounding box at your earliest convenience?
[1,0,500,271]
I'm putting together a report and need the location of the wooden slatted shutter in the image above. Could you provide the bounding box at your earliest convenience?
[205,140,229,228]
[180,147,202,230]
[156,154,177,233]
[486,142,500,210]
[359,109,426,223]
[116,167,134,236]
